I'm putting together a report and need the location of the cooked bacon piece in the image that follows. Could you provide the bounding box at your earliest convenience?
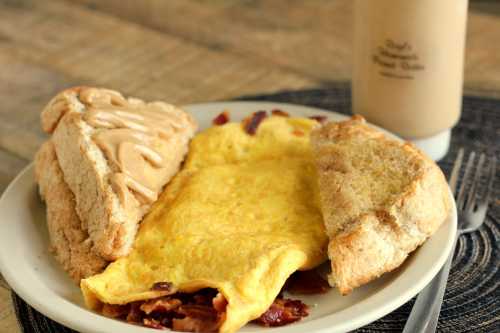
[192,288,218,306]
[243,111,267,135]
[309,115,328,123]
[172,305,222,333]
[140,297,182,314]
[103,286,310,331]
[143,318,165,329]
[102,285,313,331]
[151,281,176,293]
[285,270,331,295]
[193,294,211,306]
[101,303,128,318]
[271,109,290,117]
[179,305,219,320]
[126,302,143,323]
[212,293,228,313]
[111,288,227,331]
[212,111,230,126]
[254,298,309,327]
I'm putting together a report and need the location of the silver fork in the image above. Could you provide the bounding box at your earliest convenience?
[403,149,497,333]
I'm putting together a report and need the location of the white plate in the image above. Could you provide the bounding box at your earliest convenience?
[0,101,457,333]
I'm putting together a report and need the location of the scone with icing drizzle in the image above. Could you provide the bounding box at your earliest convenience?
[39,87,197,260]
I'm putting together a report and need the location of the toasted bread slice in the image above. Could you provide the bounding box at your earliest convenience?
[310,116,451,294]
[40,87,197,260]
[35,141,108,282]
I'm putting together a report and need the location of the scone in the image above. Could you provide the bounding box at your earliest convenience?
[40,87,197,260]
[35,141,108,282]
[310,116,450,294]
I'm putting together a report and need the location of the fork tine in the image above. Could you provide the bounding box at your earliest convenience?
[449,148,464,194]
[456,151,476,210]
[465,153,485,211]
[477,155,497,212]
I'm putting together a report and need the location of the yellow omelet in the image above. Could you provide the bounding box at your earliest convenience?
[81,116,328,333]
[185,116,317,168]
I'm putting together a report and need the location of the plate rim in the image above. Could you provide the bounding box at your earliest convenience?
[0,100,457,333]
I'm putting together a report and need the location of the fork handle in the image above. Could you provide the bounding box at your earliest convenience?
[402,236,458,333]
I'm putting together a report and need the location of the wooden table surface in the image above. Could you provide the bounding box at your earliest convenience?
[0,1,499,331]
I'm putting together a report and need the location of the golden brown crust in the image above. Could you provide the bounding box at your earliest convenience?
[35,141,108,282]
[39,87,197,260]
[50,110,137,259]
[41,87,88,133]
[311,116,451,294]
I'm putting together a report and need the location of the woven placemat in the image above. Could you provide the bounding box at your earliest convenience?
[12,85,499,332]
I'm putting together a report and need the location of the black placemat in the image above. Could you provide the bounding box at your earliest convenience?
[12,85,499,332]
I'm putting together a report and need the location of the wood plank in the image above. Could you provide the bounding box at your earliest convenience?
[463,9,500,94]
[0,148,29,194]
[0,0,317,159]
[0,52,77,159]
[71,0,500,94]
[0,0,317,103]
[71,0,352,82]
[0,288,19,333]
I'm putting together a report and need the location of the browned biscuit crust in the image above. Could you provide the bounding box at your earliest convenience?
[311,116,451,294]
[35,141,108,282]
[40,87,197,260]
